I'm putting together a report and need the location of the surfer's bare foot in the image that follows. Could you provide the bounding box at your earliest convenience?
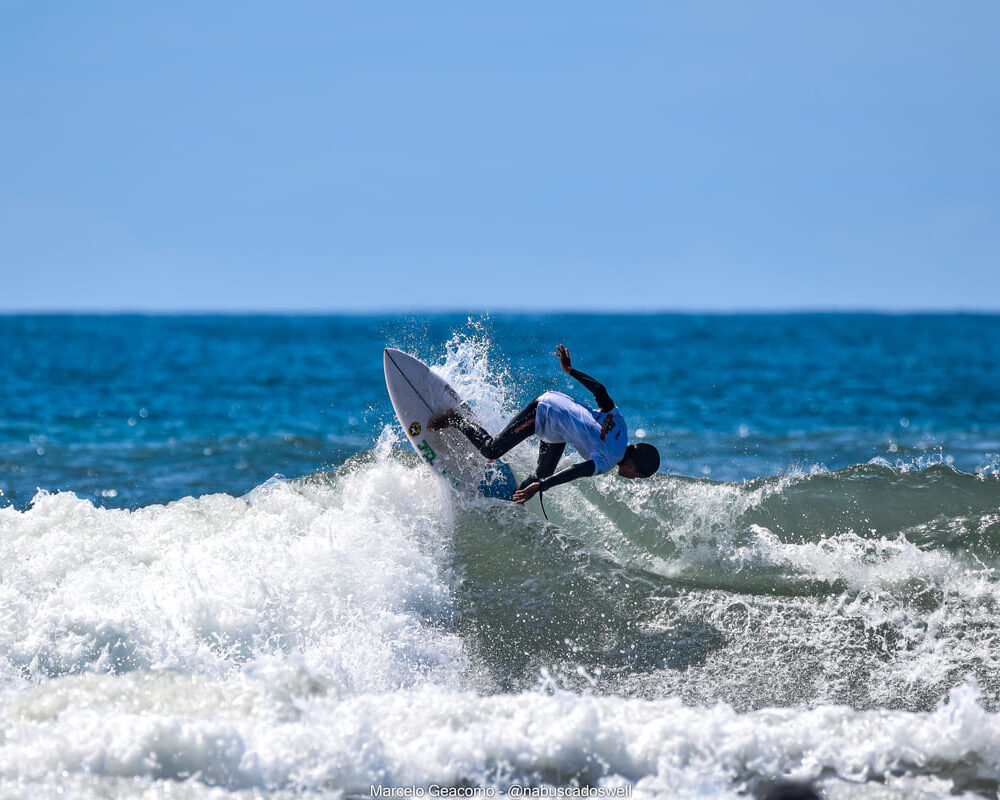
[428,409,461,430]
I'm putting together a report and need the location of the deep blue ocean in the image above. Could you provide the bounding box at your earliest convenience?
[3,313,998,508]
[3,313,1000,799]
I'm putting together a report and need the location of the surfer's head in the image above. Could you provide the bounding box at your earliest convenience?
[617,443,660,479]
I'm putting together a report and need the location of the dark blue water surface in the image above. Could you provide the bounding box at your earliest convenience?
[2,313,999,508]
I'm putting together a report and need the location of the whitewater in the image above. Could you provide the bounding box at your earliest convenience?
[3,315,1000,798]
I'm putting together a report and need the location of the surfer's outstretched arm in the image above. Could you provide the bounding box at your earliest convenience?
[512,460,596,504]
[555,345,614,412]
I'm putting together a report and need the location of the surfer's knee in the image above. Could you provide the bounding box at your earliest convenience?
[481,440,507,460]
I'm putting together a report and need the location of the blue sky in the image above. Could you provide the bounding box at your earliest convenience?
[2,2,998,311]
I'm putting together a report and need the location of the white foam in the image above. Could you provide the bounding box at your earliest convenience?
[431,325,517,436]
[3,672,1000,797]
[0,454,464,695]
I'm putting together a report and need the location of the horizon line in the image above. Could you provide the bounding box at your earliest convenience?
[2,307,1000,317]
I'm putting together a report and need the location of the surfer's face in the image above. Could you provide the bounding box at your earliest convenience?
[617,460,641,479]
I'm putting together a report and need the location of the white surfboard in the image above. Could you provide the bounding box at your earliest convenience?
[383,348,519,500]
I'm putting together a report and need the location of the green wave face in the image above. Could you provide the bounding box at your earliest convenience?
[438,457,1000,711]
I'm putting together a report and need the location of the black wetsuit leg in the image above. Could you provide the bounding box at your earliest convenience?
[454,399,538,460]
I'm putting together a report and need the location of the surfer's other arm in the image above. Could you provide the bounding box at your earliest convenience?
[511,460,597,504]
[555,345,614,413]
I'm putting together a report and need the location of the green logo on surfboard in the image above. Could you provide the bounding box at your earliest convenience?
[417,440,436,464]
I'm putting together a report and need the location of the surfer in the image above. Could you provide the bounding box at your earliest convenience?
[429,344,660,503]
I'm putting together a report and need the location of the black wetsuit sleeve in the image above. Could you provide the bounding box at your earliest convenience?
[569,368,614,412]
[538,460,597,492]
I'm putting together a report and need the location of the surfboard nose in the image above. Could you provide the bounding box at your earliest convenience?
[383,348,395,382]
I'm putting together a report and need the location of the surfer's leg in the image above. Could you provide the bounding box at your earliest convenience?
[518,441,565,490]
[452,399,538,460]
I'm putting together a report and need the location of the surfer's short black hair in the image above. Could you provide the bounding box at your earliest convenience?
[631,443,660,477]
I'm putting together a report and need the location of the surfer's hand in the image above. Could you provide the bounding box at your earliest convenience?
[555,344,572,374]
[512,482,541,504]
